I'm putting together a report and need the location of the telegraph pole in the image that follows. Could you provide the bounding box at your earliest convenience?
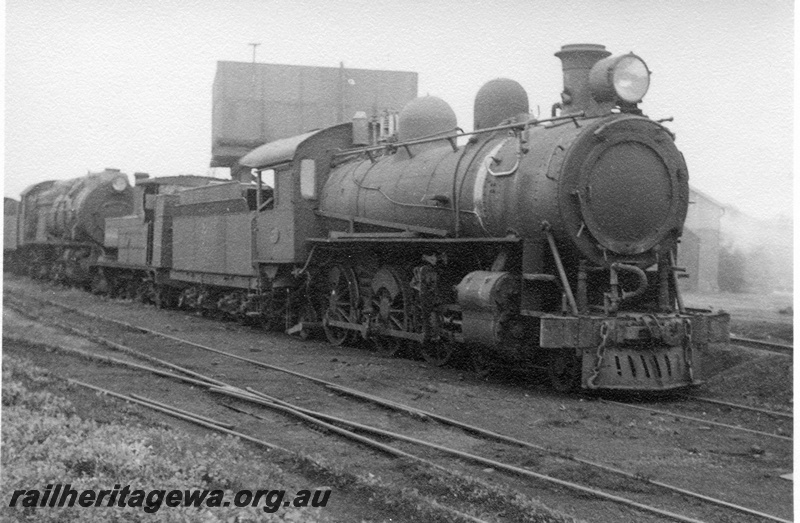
[248,43,261,85]
[338,61,345,122]
[245,43,264,173]
[248,42,260,64]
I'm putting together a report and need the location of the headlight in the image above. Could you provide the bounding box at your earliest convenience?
[589,53,651,104]
[111,176,128,192]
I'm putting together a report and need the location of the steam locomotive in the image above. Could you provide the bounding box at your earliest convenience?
[7,44,729,391]
[9,169,134,281]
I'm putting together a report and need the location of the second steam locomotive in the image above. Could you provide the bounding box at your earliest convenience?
[7,44,729,391]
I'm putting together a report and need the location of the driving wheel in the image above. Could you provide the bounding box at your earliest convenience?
[322,264,360,346]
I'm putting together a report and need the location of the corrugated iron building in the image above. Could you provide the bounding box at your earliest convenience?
[211,61,418,169]
[4,197,19,252]
[679,187,726,292]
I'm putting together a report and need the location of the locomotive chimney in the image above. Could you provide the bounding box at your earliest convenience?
[555,44,611,116]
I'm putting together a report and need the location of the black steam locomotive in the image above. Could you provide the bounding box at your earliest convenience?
[7,44,728,391]
[10,169,134,281]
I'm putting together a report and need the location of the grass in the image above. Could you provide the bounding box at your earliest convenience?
[1,344,577,523]
[1,354,330,523]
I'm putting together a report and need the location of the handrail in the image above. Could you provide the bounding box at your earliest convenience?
[332,112,589,159]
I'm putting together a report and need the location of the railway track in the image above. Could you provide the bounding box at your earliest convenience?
[600,399,791,442]
[729,335,793,355]
[683,395,792,420]
[3,287,793,523]
[7,285,791,438]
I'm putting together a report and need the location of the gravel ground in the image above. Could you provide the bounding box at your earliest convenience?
[3,275,794,522]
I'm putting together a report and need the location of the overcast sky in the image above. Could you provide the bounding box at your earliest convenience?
[4,0,794,221]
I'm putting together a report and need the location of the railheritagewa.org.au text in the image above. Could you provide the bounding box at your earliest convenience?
[8,484,331,514]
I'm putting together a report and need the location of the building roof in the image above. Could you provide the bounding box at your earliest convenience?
[136,175,222,187]
[690,185,728,211]
[215,60,418,76]
[238,129,321,169]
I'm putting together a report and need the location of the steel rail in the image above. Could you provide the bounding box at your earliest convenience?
[3,332,215,390]
[729,335,792,355]
[682,395,793,420]
[601,400,792,442]
[17,308,228,388]
[8,300,499,523]
[64,381,490,523]
[22,296,430,419]
[129,393,235,429]
[5,310,489,522]
[7,313,780,522]
[213,387,709,523]
[66,378,283,451]
[6,291,791,521]
[5,296,519,522]
[326,382,794,521]
[232,386,790,523]
[21,325,782,523]
[21,289,754,518]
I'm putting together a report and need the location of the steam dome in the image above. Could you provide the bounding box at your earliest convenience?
[474,78,529,130]
[397,96,458,142]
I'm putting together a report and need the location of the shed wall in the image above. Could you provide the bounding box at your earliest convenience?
[679,189,724,292]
